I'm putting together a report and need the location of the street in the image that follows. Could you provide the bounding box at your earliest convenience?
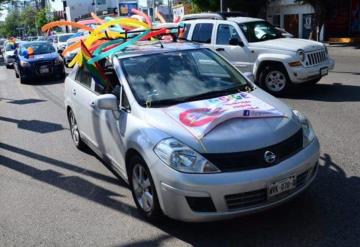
[0,45,359,246]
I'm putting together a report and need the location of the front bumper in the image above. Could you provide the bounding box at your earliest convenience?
[5,57,15,65]
[20,63,65,80]
[153,138,320,222]
[286,58,335,84]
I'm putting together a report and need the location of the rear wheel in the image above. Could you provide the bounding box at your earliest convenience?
[129,156,162,221]
[68,109,87,150]
[259,64,292,96]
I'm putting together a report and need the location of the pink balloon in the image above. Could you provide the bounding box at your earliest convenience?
[131,9,152,27]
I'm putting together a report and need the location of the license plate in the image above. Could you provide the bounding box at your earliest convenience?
[320,67,328,76]
[39,65,49,74]
[268,176,296,198]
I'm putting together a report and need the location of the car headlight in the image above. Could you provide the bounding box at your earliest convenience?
[154,138,220,173]
[297,49,305,62]
[54,56,63,65]
[292,110,315,147]
[20,60,31,67]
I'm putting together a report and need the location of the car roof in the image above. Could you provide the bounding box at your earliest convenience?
[57,33,75,36]
[114,41,202,59]
[20,41,52,46]
[227,17,264,23]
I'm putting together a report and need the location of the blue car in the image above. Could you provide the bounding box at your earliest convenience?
[14,41,65,84]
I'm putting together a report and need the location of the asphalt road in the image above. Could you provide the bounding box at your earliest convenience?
[0,45,359,247]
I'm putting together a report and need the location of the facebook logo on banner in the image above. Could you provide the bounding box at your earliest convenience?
[243,110,250,116]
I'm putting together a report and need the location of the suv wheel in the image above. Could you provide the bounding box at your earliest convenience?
[260,64,291,96]
[68,109,86,150]
[129,156,162,221]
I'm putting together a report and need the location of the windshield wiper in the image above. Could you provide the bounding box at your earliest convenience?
[183,85,250,102]
[147,85,253,108]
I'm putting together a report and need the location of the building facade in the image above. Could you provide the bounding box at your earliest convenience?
[267,0,360,40]
[267,0,315,39]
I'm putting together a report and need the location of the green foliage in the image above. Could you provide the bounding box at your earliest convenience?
[0,6,53,37]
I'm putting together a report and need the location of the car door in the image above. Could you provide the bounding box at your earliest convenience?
[72,65,103,151]
[91,70,128,174]
[213,22,253,73]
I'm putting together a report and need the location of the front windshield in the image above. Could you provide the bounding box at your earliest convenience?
[121,49,250,107]
[59,34,73,43]
[21,42,56,55]
[239,21,282,43]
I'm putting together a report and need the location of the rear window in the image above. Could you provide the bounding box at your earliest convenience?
[192,23,213,44]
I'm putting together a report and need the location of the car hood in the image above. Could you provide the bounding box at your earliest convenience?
[250,38,324,52]
[142,88,300,153]
[21,52,58,62]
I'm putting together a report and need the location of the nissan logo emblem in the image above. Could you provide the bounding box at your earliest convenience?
[264,151,276,164]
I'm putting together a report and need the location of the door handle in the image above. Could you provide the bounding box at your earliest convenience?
[216,48,225,52]
[72,89,76,96]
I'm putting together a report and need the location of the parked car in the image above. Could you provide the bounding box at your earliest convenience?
[0,38,6,56]
[182,13,335,95]
[64,41,319,222]
[55,33,75,54]
[14,41,65,84]
[3,41,18,68]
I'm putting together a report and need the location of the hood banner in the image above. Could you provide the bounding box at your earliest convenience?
[165,92,285,139]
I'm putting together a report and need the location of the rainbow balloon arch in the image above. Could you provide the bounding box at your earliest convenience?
[42,9,183,88]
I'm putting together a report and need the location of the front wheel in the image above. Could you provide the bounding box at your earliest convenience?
[259,64,292,96]
[129,156,162,221]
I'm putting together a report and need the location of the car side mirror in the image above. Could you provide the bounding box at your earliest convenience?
[229,38,244,47]
[95,94,119,111]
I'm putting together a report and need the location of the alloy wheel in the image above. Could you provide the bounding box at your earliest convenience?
[132,164,154,213]
[69,111,80,145]
[265,70,287,92]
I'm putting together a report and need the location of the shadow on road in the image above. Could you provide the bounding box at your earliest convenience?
[0,116,65,134]
[283,83,360,102]
[0,97,46,105]
[1,138,359,246]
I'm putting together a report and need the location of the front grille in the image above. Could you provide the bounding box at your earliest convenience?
[225,169,312,211]
[202,129,303,172]
[306,50,327,66]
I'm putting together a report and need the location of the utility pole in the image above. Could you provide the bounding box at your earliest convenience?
[220,0,223,12]
[116,0,120,17]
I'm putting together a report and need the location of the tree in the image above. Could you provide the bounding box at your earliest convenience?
[295,0,336,40]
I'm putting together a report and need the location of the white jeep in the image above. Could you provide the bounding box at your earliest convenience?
[182,13,335,95]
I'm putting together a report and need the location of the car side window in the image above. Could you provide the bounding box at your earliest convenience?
[192,23,213,44]
[216,24,241,45]
[75,66,92,88]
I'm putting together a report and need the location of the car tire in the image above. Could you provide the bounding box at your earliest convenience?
[67,109,87,151]
[304,77,321,86]
[129,155,162,221]
[19,76,27,84]
[259,64,292,96]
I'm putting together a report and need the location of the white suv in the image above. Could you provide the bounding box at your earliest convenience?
[183,14,335,95]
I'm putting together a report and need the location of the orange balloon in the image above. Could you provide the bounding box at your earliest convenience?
[91,12,105,24]
[156,12,166,23]
[27,47,34,55]
[42,21,93,32]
